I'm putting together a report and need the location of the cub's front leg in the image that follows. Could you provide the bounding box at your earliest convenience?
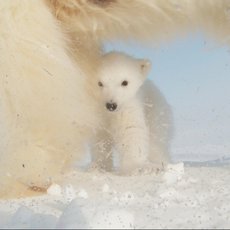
[112,102,150,174]
[90,127,114,172]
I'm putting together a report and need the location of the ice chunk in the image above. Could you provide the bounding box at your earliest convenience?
[56,199,87,229]
[7,206,57,229]
[7,206,34,229]
[163,162,184,185]
[47,183,62,196]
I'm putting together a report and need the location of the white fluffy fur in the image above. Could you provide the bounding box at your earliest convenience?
[48,0,230,45]
[0,0,229,197]
[91,52,172,174]
[0,0,100,197]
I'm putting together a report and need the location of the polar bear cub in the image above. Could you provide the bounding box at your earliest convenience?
[91,51,172,175]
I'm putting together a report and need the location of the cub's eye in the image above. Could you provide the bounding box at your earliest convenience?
[98,81,103,87]
[121,80,128,86]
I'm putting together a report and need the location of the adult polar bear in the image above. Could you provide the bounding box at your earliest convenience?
[0,0,100,198]
[0,0,229,198]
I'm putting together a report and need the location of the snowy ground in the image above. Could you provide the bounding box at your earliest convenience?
[0,164,230,229]
[0,37,230,228]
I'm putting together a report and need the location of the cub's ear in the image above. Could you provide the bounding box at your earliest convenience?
[138,59,151,78]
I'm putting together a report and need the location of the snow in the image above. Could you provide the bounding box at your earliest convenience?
[0,164,230,229]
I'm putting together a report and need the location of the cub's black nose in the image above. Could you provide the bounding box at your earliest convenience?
[106,102,117,111]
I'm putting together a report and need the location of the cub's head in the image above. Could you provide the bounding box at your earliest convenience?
[97,52,151,112]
